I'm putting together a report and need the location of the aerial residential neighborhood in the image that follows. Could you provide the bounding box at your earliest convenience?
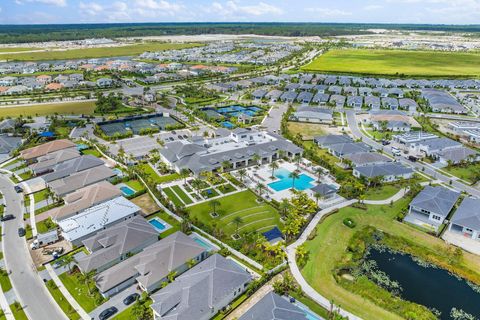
[0,3,480,320]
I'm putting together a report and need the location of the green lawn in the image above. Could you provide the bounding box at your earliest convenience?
[9,303,27,320]
[81,148,102,157]
[58,271,106,312]
[136,163,180,184]
[3,42,202,61]
[147,211,181,239]
[171,185,193,205]
[443,163,480,184]
[0,270,12,292]
[187,190,282,236]
[45,280,80,320]
[0,47,39,53]
[33,189,49,203]
[301,197,480,320]
[124,180,145,192]
[363,184,401,201]
[18,171,33,181]
[163,187,183,207]
[0,101,96,118]
[112,299,152,320]
[302,49,480,77]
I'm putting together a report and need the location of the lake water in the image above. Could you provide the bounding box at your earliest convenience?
[368,248,480,319]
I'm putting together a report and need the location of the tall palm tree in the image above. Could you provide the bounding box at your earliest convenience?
[314,167,324,182]
[314,192,323,206]
[238,168,247,182]
[289,170,300,190]
[252,154,261,166]
[60,255,75,274]
[221,160,232,172]
[256,183,265,196]
[269,161,279,178]
[209,199,221,216]
[233,216,243,237]
[293,154,302,169]
[179,168,190,185]
[279,199,291,219]
[77,270,96,295]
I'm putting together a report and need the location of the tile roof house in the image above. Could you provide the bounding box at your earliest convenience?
[0,135,22,157]
[49,165,116,197]
[49,181,122,221]
[58,196,140,245]
[353,162,413,182]
[239,292,308,320]
[437,147,478,165]
[42,155,104,183]
[20,139,76,162]
[314,134,353,148]
[95,232,207,297]
[344,152,392,167]
[405,186,460,231]
[448,198,480,242]
[76,216,158,273]
[150,254,252,320]
[328,142,371,158]
[29,148,81,175]
[290,107,333,124]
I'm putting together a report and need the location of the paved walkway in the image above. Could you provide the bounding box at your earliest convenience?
[286,199,361,320]
[45,264,90,320]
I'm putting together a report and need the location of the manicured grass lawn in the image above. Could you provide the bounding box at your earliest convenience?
[136,163,180,184]
[0,101,96,118]
[18,171,33,181]
[363,184,401,201]
[163,187,183,207]
[302,49,480,77]
[112,299,152,320]
[171,185,193,205]
[46,280,80,320]
[443,163,480,184]
[218,183,236,194]
[33,189,49,203]
[188,190,282,236]
[9,303,27,320]
[81,148,101,157]
[287,122,326,140]
[3,42,202,61]
[0,270,12,292]
[147,211,181,239]
[124,180,145,192]
[58,271,106,312]
[0,47,39,53]
[301,197,480,320]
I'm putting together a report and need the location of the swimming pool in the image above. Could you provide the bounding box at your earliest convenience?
[149,217,171,233]
[120,185,136,196]
[268,168,315,192]
[190,234,217,251]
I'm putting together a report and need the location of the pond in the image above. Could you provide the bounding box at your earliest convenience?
[368,248,480,319]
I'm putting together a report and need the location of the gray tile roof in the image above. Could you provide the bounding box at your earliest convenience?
[437,146,477,163]
[43,155,105,183]
[410,186,460,218]
[95,232,206,293]
[451,198,480,231]
[314,134,352,147]
[310,183,338,197]
[150,254,252,320]
[49,165,116,196]
[77,216,158,272]
[30,148,81,174]
[328,142,371,156]
[0,135,22,154]
[344,152,392,167]
[354,162,413,178]
[239,292,308,320]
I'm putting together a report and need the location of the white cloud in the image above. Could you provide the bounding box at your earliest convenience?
[208,1,283,18]
[364,5,382,11]
[79,1,103,16]
[305,7,352,17]
[16,0,67,7]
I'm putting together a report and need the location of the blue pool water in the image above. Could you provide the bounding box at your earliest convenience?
[221,121,235,129]
[268,168,315,191]
[149,217,171,233]
[120,186,135,196]
[193,237,214,251]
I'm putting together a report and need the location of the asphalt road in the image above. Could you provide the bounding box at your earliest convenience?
[345,110,480,198]
[0,174,67,320]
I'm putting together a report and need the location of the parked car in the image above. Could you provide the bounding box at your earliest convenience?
[123,293,140,305]
[14,185,23,193]
[18,227,26,237]
[1,214,15,222]
[99,307,118,320]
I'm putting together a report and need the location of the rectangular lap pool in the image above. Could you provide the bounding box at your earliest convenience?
[268,168,315,192]
[190,234,216,252]
[120,185,136,196]
[149,217,171,233]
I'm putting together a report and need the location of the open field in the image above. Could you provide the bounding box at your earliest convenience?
[1,42,201,61]
[0,47,39,53]
[187,190,282,236]
[287,122,326,140]
[301,198,480,320]
[443,163,480,184]
[0,101,96,117]
[302,49,480,77]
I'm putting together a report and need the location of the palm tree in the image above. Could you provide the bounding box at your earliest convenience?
[252,154,261,166]
[279,199,291,219]
[289,170,300,190]
[314,167,324,182]
[209,199,221,216]
[233,216,243,237]
[269,161,279,178]
[256,183,265,196]
[60,255,75,274]
[77,270,96,296]
[45,188,54,206]
[167,271,177,283]
[179,168,190,185]
[314,192,322,206]
[221,160,232,172]
[238,168,247,182]
[293,154,302,168]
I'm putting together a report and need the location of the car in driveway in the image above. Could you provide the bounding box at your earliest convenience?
[123,293,140,305]
[14,185,23,193]
[99,307,118,320]
[18,227,26,237]
[1,214,15,222]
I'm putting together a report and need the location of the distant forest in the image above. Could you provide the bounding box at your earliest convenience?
[1,23,480,43]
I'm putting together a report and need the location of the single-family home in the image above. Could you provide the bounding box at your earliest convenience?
[238,292,308,320]
[328,142,371,158]
[353,162,414,182]
[29,148,81,175]
[314,134,353,148]
[347,96,363,109]
[448,198,480,245]
[290,107,333,124]
[20,139,76,163]
[42,155,105,183]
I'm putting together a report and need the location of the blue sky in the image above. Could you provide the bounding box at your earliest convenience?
[1,0,480,24]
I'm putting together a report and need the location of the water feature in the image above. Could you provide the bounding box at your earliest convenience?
[268,168,315,192]
[368,248,480,319]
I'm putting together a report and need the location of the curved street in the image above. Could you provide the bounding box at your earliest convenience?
[0,174,66,320]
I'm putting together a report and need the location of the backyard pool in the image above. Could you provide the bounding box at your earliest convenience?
[191,235,216,252]
[268,168,315,192]
[119,185,136,196]
[149,217,171,233]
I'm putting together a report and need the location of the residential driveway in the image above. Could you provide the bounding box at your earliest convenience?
[0,174,67,320]
[261,103,288,133]
[443,231,480,256]
[88,284,141,320]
